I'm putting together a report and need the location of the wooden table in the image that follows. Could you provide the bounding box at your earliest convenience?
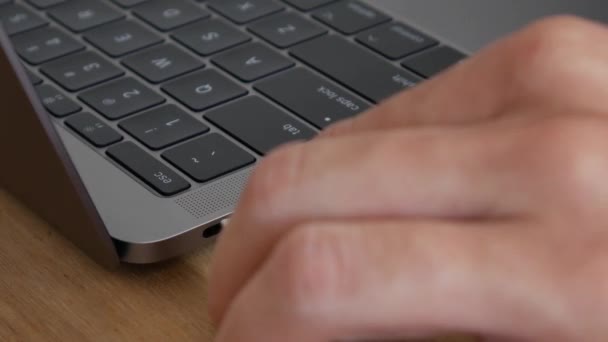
[0,189,473,341]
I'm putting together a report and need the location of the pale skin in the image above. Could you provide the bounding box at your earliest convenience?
[208,17,608,341]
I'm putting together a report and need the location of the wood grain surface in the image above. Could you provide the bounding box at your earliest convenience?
[0,189,474,342]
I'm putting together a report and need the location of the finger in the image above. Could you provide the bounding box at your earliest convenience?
[216,220,566,341]
[322,16,608,138]
[209,117,539,323]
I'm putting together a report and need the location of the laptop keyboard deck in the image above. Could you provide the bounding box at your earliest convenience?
[1,0,466,197]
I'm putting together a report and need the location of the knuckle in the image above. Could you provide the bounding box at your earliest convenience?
[269,224,353,319]
[523,117,608,199]
[524,15,592,41]
[320,118,355,138]
[506,16,595,94]
[516,16,592,57]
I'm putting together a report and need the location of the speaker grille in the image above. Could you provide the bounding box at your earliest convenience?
[175,169,252,219]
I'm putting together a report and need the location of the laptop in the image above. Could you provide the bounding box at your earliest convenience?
[0,0,605,267]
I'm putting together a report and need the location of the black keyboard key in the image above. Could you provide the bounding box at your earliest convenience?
[84,20,162,57]
[0,4,47,35]
[48,0,123,32]
[255,68,369,128]
[205,96,315,155]
[119,104,209,150]
[356,23,437,60]
[133,0,210,32]
[172,18,251,56]
[163,133,255,183]
[36,84,81,117]
[284,0,336,11]
[12,27,84,64]
[291,35,420,103]
[107,142,190,196]
[26,68,43,85]
[41,51,124,91]
[26,0,65,9]
[112,0,147,8]
[248,12,326,48]
[212,42,294,82]
[312,1,389,34]
[208,0,283,24]
[402,46,467,78]
[79,77,165,120]
[66,112,123,147]
[163,69,247,111]
[122,44,204,83]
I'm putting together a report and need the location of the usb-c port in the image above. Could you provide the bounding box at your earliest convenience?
[203,224,222,238]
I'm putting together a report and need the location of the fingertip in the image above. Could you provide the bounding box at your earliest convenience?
[317,118,356,139]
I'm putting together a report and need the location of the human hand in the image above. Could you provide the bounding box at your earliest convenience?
[209,16,608,341]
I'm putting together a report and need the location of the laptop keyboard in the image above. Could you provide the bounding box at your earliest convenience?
[1,0,467,197]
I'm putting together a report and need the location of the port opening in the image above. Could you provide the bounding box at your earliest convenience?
[203,224,222,239]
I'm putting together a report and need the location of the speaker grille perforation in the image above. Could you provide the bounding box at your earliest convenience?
[175,169,252,219]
